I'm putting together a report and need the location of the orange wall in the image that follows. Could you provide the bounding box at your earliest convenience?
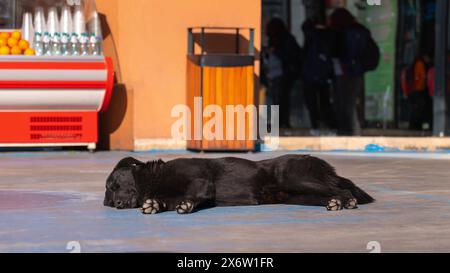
[96,0,261,150]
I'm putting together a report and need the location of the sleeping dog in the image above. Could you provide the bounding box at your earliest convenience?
[104,155,374,214]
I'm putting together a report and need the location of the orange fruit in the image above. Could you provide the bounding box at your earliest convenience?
[24,48,35,56]
[7,37,18,47]
[18,39,29,50]
[10,45,22,55]
[0,46,10,55]
[0,32,10,39]
[11,31,21,40]
[0,38,7,47]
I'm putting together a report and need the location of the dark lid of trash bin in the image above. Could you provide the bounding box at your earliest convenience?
[188,54,254,67]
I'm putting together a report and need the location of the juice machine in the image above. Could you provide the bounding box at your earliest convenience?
[0,0,113,151]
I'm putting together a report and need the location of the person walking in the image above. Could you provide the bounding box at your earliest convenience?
[264,18,303,129]
[401,53,434,130]
[302,18,336,130]
[329,8,380,136]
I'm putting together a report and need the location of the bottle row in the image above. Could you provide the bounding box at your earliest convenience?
[34,32,102,57]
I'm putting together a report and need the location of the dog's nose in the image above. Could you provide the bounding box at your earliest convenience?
[115,200,123,208]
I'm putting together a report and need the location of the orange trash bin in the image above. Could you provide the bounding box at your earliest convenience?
[186,27,256,152]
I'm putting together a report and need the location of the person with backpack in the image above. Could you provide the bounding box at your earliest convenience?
[401,54,433,130]
[302,19,336,130]
[264,18,304,129]
[329,8,380,136]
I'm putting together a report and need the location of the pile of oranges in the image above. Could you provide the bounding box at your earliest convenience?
[0,31,35,56]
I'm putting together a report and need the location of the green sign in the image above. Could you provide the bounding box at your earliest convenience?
[360,0,397,122]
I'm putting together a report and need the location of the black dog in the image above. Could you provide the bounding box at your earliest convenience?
[104,155,374,214]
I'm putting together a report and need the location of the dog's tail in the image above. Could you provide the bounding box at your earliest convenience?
[339,177,375,205]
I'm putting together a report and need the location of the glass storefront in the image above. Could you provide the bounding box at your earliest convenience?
[261,0,448,136]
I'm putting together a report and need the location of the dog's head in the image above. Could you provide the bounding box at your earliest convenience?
[104,157,144,209]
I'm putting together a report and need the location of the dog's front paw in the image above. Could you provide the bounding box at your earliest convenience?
[141,199,166,215]
[176,201,194,214]
[344,198,358,209]
[326,199,343,211]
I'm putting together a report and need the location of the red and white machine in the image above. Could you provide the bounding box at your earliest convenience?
[0,56,113,150]
[0,0,114,151]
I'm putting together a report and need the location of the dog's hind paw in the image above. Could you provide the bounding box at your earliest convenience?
[176,201,194,214]
[141,199,165,215]
[326,199,343,211]
[344,198,358,209]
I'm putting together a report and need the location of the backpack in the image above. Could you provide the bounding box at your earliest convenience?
[302,28,334,83]
[345,26,380,75]
[284,34,304,78]
[363,35,380,72]
[401,58,428,97]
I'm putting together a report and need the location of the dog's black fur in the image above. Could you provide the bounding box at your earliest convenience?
[104,155,374,214]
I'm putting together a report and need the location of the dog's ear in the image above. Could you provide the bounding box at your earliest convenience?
[157,159,165,164]
[114,157,145,170]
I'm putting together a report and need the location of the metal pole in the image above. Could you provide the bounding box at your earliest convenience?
[201,28,205,55]
[236,28,240,54]
[188,28,194,55]
[434,0,449,136]
[249,29,255,56]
